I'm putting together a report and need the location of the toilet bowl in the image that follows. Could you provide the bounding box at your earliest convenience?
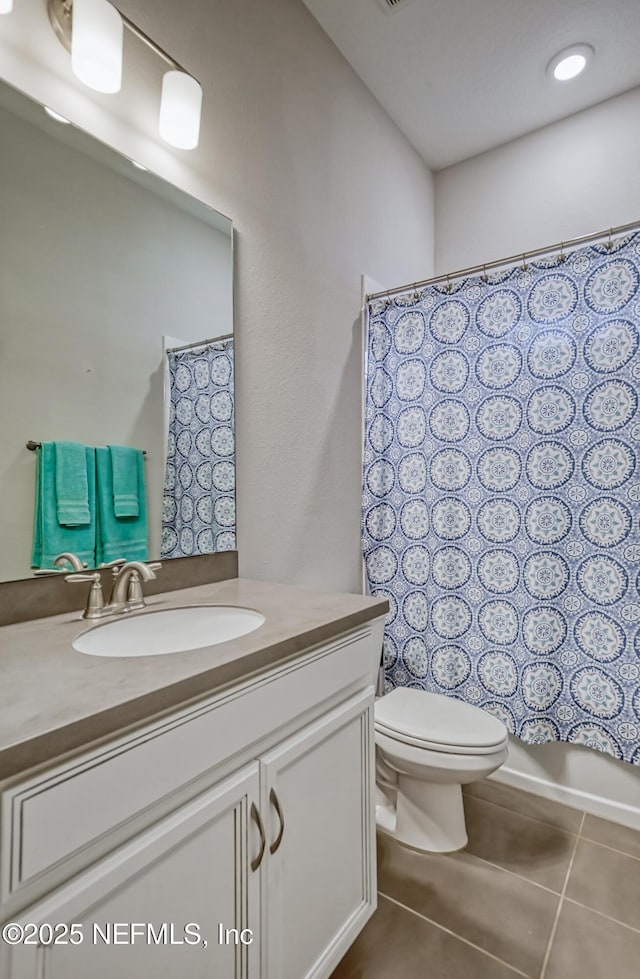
[375,688,509,853]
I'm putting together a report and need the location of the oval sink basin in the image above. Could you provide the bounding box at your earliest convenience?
[73,606,265,658]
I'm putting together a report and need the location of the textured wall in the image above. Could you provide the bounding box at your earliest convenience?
[434,86,640,274]
[0,0,435,593]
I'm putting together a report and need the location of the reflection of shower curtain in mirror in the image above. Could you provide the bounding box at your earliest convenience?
[162,339,236,557]
[363,232,640,763]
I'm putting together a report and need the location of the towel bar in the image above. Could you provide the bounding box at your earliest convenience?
[26,441,147,456]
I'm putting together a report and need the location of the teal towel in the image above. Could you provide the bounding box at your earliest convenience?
[32,443,96,570]
[109,445,140,518]
[96,447,148,564]
[55,440,91,526]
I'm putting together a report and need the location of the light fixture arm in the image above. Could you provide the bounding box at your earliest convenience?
[47,0,198,82]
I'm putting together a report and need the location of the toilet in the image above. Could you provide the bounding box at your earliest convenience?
[375,688,509,853]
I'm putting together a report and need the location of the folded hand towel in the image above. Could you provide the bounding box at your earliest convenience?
[32,443,96,570]
[54,441,91,526]
[96,447,148,564]
[109,445,141,518]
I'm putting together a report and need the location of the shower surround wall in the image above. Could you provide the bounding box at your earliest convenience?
[433,88,640,824]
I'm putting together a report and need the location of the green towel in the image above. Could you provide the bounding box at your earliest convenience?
[55,440,91,526]
[109,445,140,518]
[32,443,97,570]
[96,446,148,564]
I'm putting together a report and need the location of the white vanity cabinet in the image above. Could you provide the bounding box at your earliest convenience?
[0,621,382,979]
[5,765,261,979]
[261,692,375,979]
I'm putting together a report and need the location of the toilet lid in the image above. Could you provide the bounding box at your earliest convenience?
[375,688,508,751]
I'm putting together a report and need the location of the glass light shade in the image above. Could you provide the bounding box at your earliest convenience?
[0,0,14,14]
[159,71,202,150]
[71,0,123,94]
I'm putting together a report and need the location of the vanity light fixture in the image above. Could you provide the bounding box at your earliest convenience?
[71,0,123,94]
[158,70,203,151]
[44,106,72,123]
[547,44,594,82]
[46,0,203,149]
[0,0,13,15]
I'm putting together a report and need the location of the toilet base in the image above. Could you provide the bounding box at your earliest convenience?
[377,776,468,853]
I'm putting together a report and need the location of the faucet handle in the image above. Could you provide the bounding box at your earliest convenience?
[65,572,106,619]
[148,562,162,573]
[33,568,66,576]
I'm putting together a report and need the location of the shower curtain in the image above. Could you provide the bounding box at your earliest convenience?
[363,232,640,763]
[162,338,235,557]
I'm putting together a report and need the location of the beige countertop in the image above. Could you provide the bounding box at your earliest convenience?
[0,577,387,783]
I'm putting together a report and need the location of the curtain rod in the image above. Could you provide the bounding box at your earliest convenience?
[166,332,233,355]
[367,218,640,302]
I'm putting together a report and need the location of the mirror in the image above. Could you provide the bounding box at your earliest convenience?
[0,80,234,583]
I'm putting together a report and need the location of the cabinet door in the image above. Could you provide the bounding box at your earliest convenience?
[260,688,376,979]
[2,764,261,979]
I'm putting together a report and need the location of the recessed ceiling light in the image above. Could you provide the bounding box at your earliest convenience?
[44,106,71,124]
[548,44,594,82]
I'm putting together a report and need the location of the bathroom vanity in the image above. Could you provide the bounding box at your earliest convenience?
[0,578,386,979]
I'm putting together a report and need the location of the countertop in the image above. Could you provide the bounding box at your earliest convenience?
[0,577,387,782]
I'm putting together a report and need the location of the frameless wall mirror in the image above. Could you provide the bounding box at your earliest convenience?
[0,79,234,584]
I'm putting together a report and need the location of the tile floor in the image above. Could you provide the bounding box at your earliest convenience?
[330,779,640,978]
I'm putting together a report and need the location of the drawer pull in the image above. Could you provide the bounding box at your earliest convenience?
[250,802,266,871]
[269,788,285,855]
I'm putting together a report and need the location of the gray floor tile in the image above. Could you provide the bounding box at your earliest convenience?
[544,900,640,979]
[330,895,523,979]
[582,813,640,859]
[377,833,558,977]
[565,838,640,931]
[463,795,576,892]
[463,779,583,834]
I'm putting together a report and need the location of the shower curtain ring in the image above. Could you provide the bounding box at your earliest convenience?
[481,264,488,283]
[521,253,528,272]
[559,242,566,263]
[445,274,452,293]
[606,228,613,251]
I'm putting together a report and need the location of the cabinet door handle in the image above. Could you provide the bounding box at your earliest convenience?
[250,802,266,871]
[269,788,285,855]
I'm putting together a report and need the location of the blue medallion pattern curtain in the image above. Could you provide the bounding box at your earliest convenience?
[363,232,640,764]
[162,338,235,557]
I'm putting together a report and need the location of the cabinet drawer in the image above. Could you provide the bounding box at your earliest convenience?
[3,625,378,898]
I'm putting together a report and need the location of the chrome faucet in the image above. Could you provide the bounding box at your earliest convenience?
[54,552,88,572]
[33,552,88,576]
[66,560,161,619]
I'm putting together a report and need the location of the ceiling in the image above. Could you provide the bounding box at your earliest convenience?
[301,0,640,170]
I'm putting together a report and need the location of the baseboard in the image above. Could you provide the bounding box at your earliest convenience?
[492,765,640,831]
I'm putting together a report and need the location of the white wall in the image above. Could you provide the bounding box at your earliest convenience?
[435,86,640,274]
[0,0,434,595]
[435,88,640,827]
